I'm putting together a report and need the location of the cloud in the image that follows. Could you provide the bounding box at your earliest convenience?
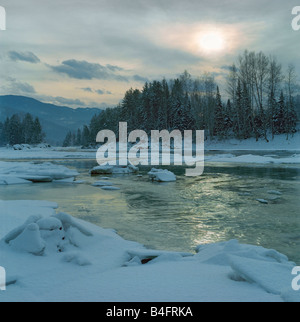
[80,87,113,95]
[81,87,93,92]
[49,59,128,81]
[95,89,112,95]
[132,74,149,83]
[8,51,40,64]
[106,64,124,72]
[2,78,36,95]
[32,94,87,107]
[53,96,86,106]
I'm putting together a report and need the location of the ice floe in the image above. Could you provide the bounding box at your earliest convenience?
[148,168,176,182]
[0,161,79,185]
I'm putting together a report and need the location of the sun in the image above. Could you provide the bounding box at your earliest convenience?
[199,31,225,53]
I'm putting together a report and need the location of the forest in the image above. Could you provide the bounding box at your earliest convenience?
[0,113,45,145]
[68,50,298,147]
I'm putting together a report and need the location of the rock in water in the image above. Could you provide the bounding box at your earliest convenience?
[148,168,176,182]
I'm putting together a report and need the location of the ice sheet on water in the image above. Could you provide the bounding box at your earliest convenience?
[0,161,79,184]
[148,168,176,182]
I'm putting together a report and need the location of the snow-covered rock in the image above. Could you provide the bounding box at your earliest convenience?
[9,223,46,256]
[148,168,176,182]
[2,211,93,257]
[13,144,31,151]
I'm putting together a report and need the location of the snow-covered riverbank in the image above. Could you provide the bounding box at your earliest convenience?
[0,132,299,160]
[0,200,299,302]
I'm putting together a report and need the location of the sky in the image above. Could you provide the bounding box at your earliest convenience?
[0,0,299,109]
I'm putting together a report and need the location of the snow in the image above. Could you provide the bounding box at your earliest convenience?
[0,161,79,185]
[205,132,300,151]
[148,168,177,182]
[205,153,300,164]
[9,223,46,256]
[0,146,97,160]
[0,200,299,302]
[0,132,299,165]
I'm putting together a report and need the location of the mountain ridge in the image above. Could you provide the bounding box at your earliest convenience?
[0,95,102,145]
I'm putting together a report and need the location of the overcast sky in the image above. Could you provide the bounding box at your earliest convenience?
[0,0,299,108]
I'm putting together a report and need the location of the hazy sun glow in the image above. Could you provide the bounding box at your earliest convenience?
[199,31,225,53]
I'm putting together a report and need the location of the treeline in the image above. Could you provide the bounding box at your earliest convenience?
[62,126,91,147]
[0,113,45,146]
[225,50,298,141]
[65,50,298,147]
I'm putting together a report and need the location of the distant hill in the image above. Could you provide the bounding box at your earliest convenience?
[0,95,102,145]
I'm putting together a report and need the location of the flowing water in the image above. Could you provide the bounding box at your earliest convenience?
[1,157,299,264]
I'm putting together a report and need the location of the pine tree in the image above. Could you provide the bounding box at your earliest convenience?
[75,128,82,146]
[0,122,5,146]
[274,91,285,135]
[32,117,44,144]
[285,94,297,138]
[63,131,72,147]
[8,114,23,145]
[242,82,253,139]
[171,78,184,131]
[214,86,225,138]
[224,99,233,136]
[233,80,243,138]
[82,125,90,147]
[22,113,35,144]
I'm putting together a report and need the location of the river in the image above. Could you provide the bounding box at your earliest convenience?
[0,156,299,264]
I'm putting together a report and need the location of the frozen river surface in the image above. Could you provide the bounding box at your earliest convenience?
[0,154,299,264]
